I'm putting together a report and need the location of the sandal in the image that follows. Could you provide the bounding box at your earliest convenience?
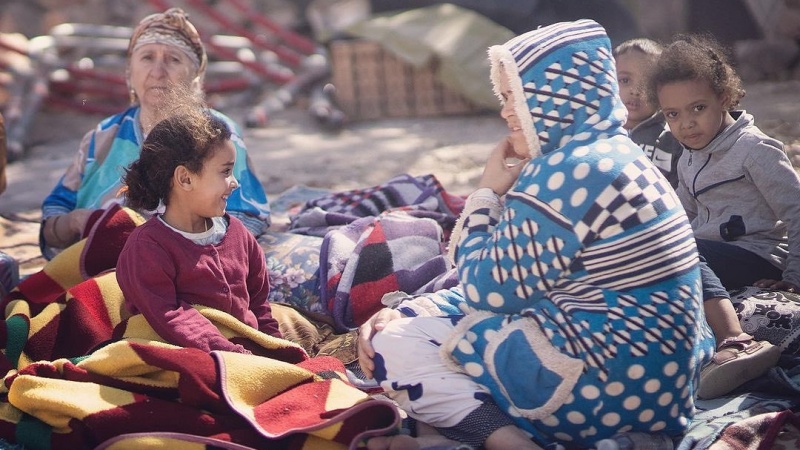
[697,334,781,399]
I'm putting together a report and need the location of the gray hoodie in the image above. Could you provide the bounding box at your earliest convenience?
[676,110,800,285]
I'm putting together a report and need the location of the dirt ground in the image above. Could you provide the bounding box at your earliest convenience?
[2,79,800,278]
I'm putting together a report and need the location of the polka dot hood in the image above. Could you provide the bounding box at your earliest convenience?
[488,19,628,159]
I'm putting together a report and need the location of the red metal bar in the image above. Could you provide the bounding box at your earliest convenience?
[184,0,305,67]
[205,39,293,84]
[203,76,256,93]
[64,66,127,85]
[45,94,126,115]
[225,0,318,55]
[147,0,294,84]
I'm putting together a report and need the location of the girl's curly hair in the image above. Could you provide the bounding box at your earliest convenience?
[646,33,745,111]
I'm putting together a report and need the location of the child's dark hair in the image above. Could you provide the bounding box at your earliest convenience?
[123,107,231,211]
[613,38,663,58]
[646,34,745,111]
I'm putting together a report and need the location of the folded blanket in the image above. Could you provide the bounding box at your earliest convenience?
[3,331,398,449]
[0,205,401,449]
[1,205,145,369]
[321,211,458,332]
[6,204,145,310]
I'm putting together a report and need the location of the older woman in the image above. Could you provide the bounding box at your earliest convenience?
[40,8,270,258]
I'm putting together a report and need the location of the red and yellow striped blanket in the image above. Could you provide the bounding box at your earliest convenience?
[0,205,399,449]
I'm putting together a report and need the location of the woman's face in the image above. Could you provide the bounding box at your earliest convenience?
[129,43,197,111]
[498,66,532,159]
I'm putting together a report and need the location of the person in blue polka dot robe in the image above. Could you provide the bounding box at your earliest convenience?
[357,19,716,450]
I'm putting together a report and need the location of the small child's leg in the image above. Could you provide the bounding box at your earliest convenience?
[698,296,781,399]
[696,250,781,399]
[703,296,746,346]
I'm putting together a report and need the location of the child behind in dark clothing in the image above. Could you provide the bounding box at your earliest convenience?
[614,38,683,188]
[116,104,281,354]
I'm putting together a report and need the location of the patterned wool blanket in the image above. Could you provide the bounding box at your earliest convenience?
[320,211,459,332]
[288,173,465,238]
[678,391,800,449]
[284,174,464,332]
[0,205,400,450]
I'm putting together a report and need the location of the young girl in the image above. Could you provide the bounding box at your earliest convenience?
[116,107,281,354]
[616,37,780,400]
[647,34,800,294]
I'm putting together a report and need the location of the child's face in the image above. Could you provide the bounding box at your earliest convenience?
[615,50,657,130]
[657,79,729,150]
[193,140,239,218]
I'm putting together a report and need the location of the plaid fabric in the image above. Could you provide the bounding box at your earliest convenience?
[0,205,401,449]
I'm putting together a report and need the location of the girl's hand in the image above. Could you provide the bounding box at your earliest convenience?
[753,278,799,293]
[357,307,402,379]
[478,137,530,196]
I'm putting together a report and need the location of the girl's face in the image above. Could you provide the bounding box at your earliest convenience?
[615,50,657,130]
[191,140,239,219]
[657,79,729,150]
[498,66,532,159]
[129,43,197,111]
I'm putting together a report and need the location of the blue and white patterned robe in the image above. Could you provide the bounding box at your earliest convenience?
[372,20,714,448]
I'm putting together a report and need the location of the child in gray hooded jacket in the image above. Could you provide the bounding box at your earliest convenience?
[648,34,800,294]
[618,37,781,400]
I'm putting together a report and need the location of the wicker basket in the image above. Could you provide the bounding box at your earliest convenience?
[329,39,482,120]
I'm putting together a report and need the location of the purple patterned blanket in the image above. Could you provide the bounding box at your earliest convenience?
[288,173,465,238]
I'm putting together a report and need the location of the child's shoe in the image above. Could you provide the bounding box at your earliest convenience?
[697,334,781,399]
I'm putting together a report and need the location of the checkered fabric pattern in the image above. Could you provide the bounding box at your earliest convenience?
[581,158,679,237]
